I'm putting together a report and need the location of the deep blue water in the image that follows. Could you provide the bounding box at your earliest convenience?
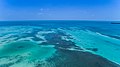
[0,20,120,36]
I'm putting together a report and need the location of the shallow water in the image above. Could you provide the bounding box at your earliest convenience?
[65,29,120,63]
[0,21,120,67]
[0,41,56,67]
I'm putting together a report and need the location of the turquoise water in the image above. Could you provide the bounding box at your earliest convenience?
[0,21,120,67]
[0,41,56,60]
[65,29,120,64]
[0,41,56,67]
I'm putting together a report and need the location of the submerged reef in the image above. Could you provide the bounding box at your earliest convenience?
[0,26,120,67]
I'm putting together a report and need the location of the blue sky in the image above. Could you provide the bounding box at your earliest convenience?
[0,0,120,20]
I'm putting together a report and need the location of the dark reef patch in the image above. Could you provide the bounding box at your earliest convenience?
[39,31,79,49]
[39,31,81,49]
[46,49,120,67]
[107,35,120,40]
[86,48,98,52]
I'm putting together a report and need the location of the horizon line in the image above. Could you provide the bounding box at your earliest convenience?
[0,19,120,22]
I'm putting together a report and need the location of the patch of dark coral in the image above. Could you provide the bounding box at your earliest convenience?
[107,35,120,40]
[17,46,24,49]
[86,48,98,52]
[46,49,120,67]
[39,31,79,49]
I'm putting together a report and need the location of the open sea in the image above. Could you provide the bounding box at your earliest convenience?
[0,20,120,67]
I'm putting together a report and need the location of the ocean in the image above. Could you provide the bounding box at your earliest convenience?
[0,20,120,67]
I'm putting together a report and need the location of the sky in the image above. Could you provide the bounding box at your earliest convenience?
[0,0,120,20]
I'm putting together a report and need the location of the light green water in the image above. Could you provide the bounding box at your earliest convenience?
[0,41,56,66]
